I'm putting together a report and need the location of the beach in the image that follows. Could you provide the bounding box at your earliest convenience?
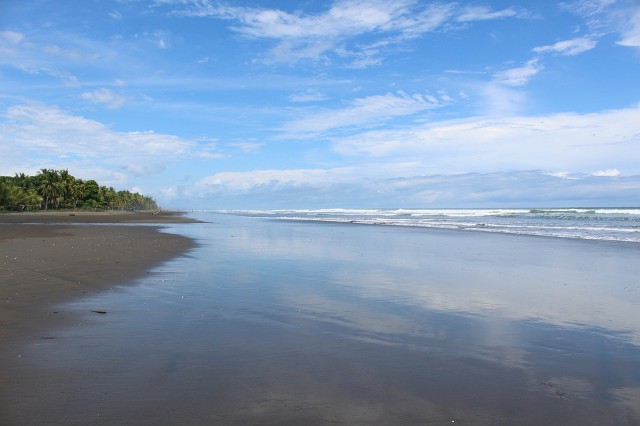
[0,211,198,339]
[0,211,198,424]
[1,212,639,425]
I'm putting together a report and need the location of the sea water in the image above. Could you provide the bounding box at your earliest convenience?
[220,208,640,243]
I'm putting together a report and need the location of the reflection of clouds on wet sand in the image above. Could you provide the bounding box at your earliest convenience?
[610,387,640,422]
[211,219,640,345]
[330,266,640,346]
[281,290,432,344]
[223,372,448,425]
[206,218,640,420]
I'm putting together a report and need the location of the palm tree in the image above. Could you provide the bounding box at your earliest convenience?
[37,169,59,210]
[57,169,75,209]
[14,173,29,189]
[71,180,84,209]
[0,179,12,210]
[25,189,42,211]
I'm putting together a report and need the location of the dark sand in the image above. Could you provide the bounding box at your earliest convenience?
[0,210,197,224]
[0,211,198,424]
[0,211,198,341]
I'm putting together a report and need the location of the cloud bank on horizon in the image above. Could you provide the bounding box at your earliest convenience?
[1,0,639,208]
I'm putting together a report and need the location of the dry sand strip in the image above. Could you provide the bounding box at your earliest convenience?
[0,209,199,224]
[0,211,199,344]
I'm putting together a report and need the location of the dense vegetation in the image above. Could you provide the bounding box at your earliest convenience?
[0,169,158,212]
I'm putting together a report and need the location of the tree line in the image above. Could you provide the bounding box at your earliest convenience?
[0,169,158,212]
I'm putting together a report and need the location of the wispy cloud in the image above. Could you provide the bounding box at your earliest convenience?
[281,91,447,136]
[617,6,640,47]
[481,83,527,116]
[533,36,597,55]
[0,102,200,180]
[562,0,640,48]
[456,6,518,22]
[560,0,616,30]
[3,103,194,155]
[493,58,544,86]
[229,141,263,153]
[0,30,24,45]
[162,0,522,65]
[0,29,112,85]
[79,88,131,109]
[333,105,640,174]
[288,89,329,103]
[174,0,427,38]
[197,167,356,191]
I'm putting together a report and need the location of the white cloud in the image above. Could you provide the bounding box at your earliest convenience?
[0,29,113,85]
[229,141,263,153]
[288,89,329,103]
[560,0,616,29]
[617,7,640,47]
[123,164,165,177]
[70,167,130,188]
[533,37,597,56]
[281,91,446,136]
[79,88,131,109]
[333,105,640,174]
[0,31,31,64]
[195,151,227,160]
[165,0,520,65]
[591,168,620,177]
[0,31,29,70]
[547,171,580,180]
[481,83,527,116]
[42,44,101,62]
[193,168,640,209]
[186,1,417,38]
[0,30,24,44]
[197,167,356,191]
[457,6,517,22]
[0,102,197,178]
[493,58,544,86]
[562,0,640,48]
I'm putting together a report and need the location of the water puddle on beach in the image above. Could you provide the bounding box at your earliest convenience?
[6,213,640,425]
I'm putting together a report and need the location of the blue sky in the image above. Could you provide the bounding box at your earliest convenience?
[1,0,639,208]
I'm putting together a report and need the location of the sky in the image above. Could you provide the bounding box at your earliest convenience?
[1,0,640,209]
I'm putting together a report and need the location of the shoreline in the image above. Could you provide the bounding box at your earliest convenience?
[281,216,640,246]
[0,211,199,345]
[0,209,199,223]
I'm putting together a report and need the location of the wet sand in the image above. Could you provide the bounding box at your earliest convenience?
[2,212,640,425]
[0,211,198,341]
[0,211,198,424]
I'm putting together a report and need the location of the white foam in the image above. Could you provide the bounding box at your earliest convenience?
[230,208,640,243]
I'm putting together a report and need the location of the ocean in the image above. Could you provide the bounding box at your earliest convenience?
[221,207,640,243]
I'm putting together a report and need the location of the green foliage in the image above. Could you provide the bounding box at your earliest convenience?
[83,180,101,205]
[0,177,43,211]
[0,170,158,212]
